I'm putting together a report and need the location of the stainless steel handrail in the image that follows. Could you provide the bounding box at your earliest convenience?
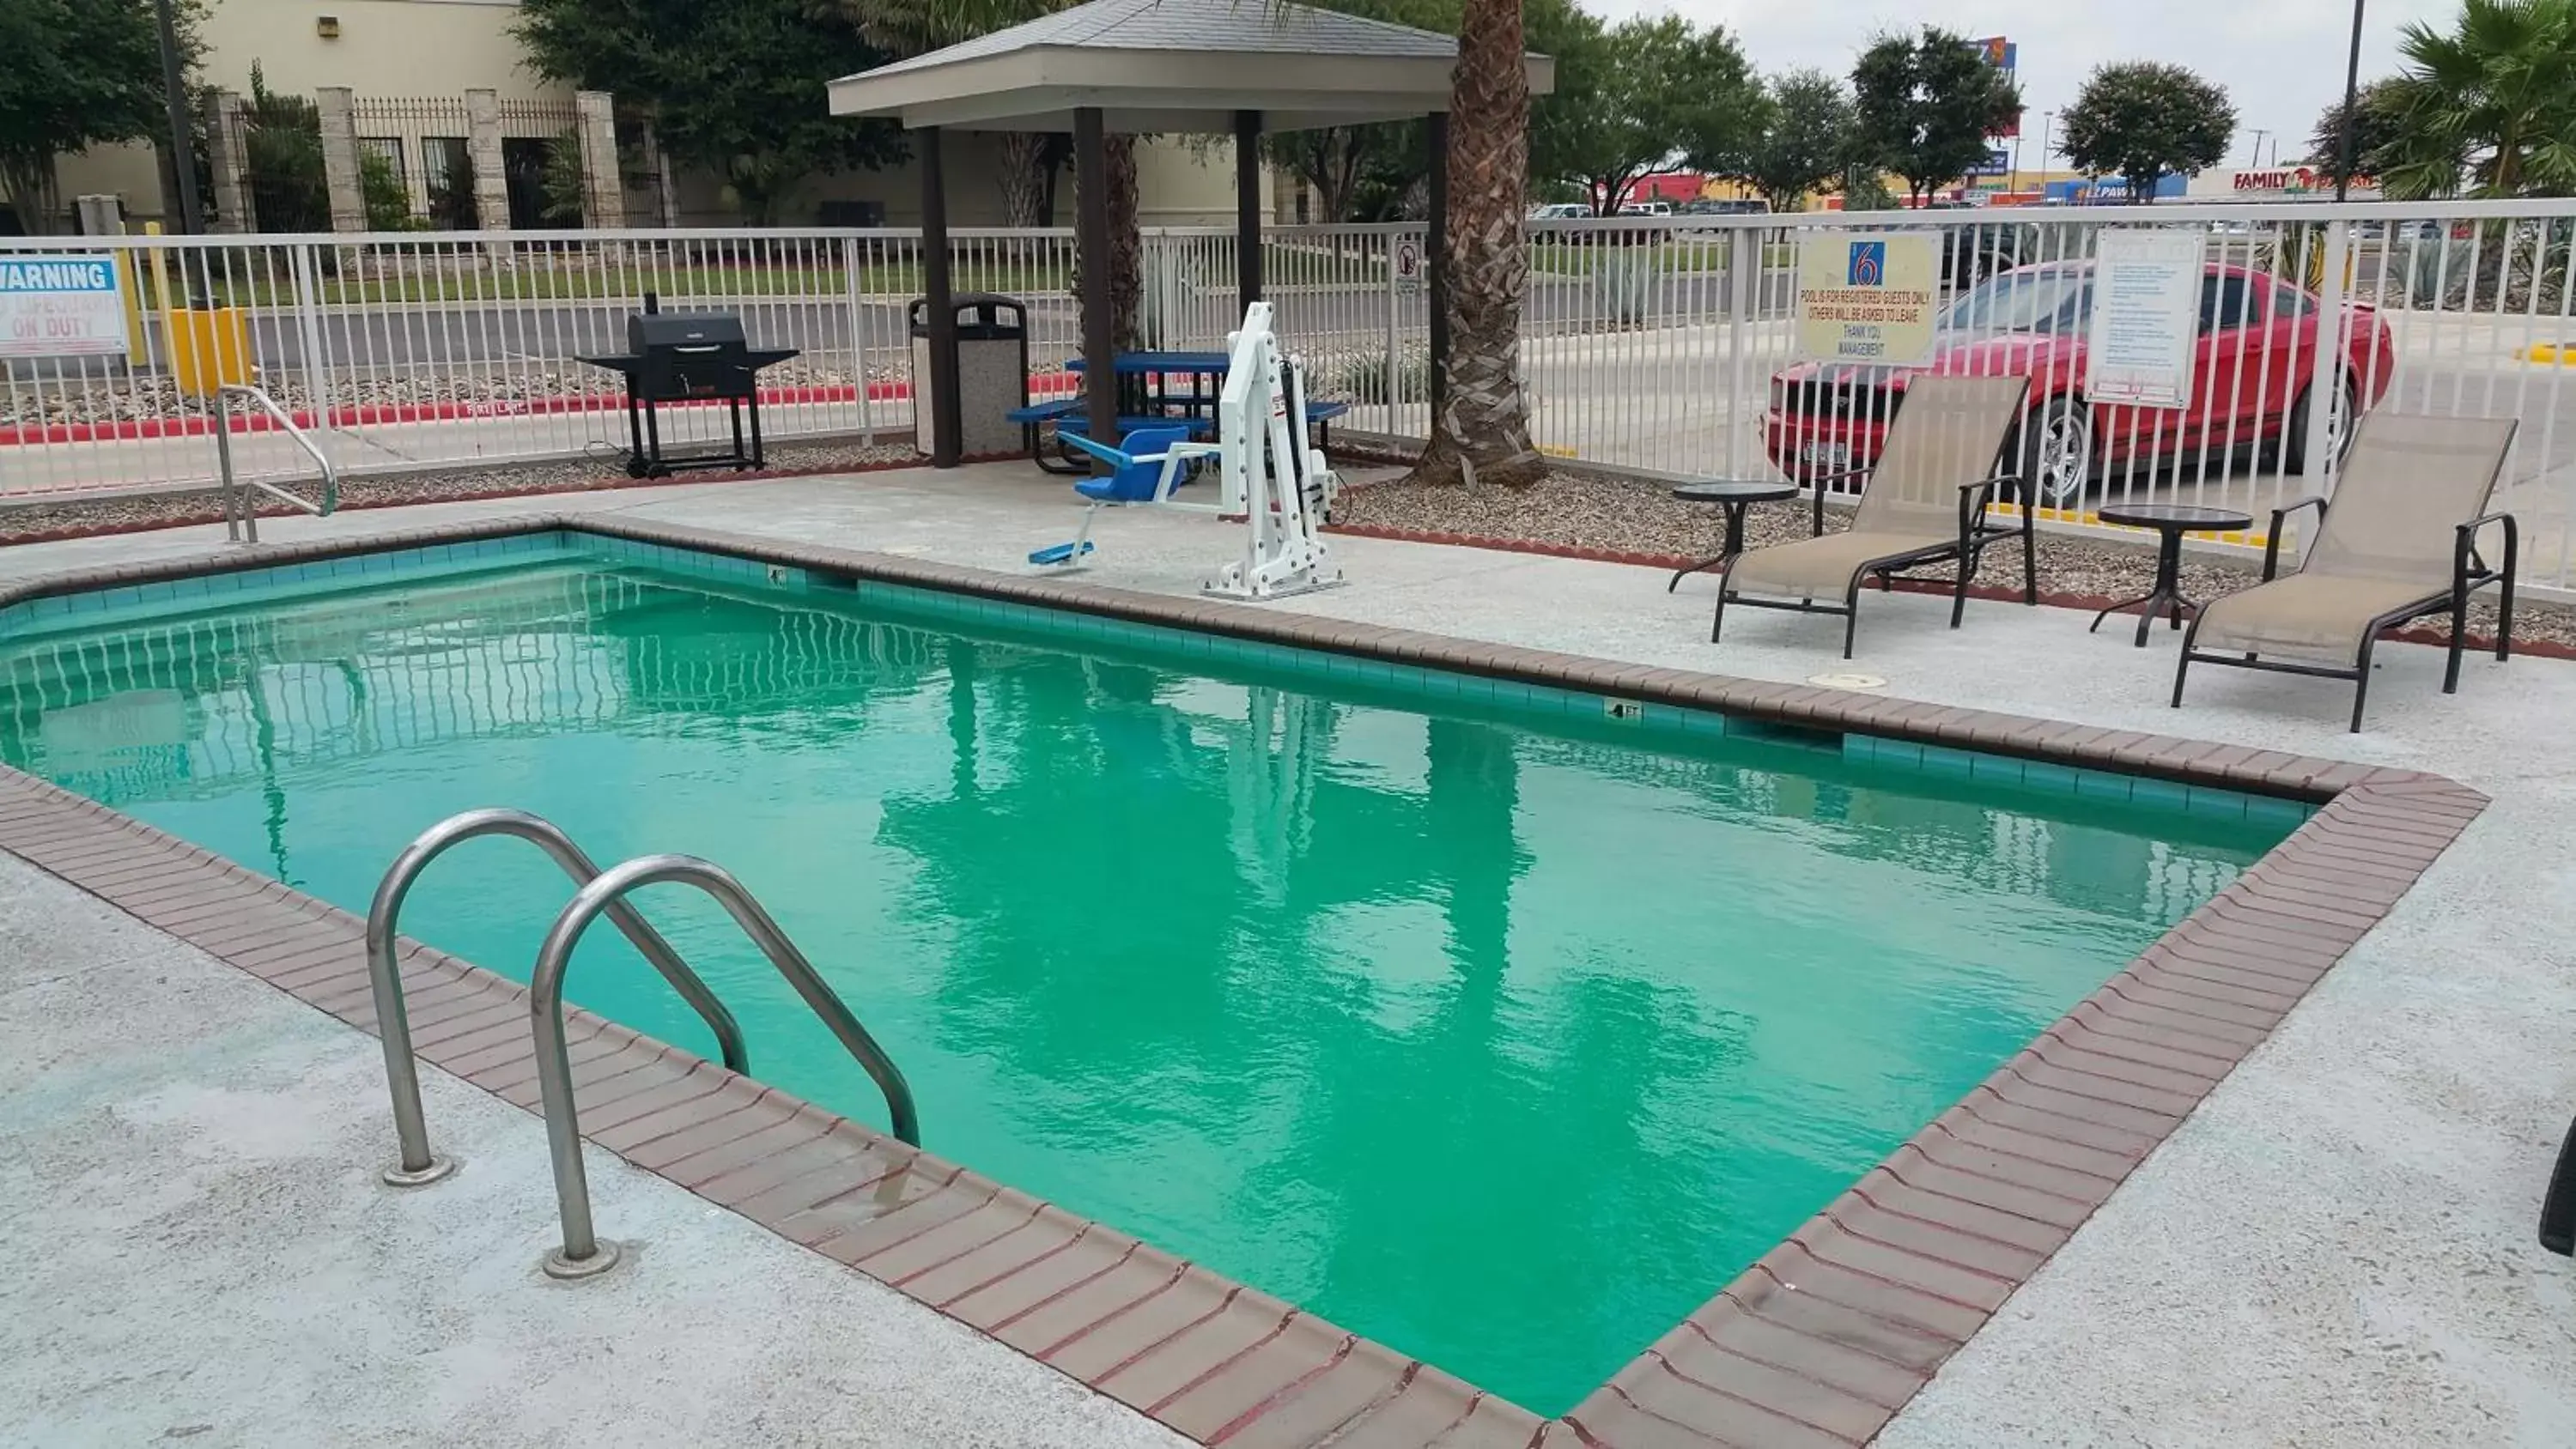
[214,383,339,543]
[530,853,919,1279]
[364,809,750,1189]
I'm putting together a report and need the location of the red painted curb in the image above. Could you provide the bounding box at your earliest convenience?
[0,373,1075,447]
[1322,519,2573,661]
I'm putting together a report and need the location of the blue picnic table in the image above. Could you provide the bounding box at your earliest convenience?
[1005,349,1346,475]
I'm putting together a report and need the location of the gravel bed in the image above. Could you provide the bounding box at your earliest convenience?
[1334,468,2568,647]
[4,361,905,428]
[0,439,920,543]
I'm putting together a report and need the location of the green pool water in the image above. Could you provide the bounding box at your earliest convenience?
[0,542,2296,1414]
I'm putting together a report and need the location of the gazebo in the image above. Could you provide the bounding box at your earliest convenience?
[827,0,1552,468]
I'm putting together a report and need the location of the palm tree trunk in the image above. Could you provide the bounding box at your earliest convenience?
[1107,134,1145,349]
[996,131,1052,227]
[1406,0,1543,489]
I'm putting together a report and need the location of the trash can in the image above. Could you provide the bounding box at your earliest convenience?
[909,293,1029,458]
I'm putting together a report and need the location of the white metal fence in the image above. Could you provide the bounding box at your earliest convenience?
[6,203,2574,585]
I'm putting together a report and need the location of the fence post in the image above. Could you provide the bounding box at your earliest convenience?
[289,243,339,467]
[1386,232,1402,428]
[2299,219,2353,518]
[466,89,512,249]
[844,233,875,446]
[204,90,252,234]
[1727,226,1755,479]
[316,88,367,233]
[574,91,626,231]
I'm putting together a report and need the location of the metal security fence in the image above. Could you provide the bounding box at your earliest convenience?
[6,203,2575,586]
[1515,203,2576,588]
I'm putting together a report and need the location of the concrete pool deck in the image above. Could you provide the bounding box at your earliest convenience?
[3,464,2573,1446]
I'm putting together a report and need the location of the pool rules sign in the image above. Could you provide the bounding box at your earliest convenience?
[1795,232,1938,366]
[0,255,129,358]
[2086,230,2204,409]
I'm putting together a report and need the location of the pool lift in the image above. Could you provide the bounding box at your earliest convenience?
[1028,301,1344,600]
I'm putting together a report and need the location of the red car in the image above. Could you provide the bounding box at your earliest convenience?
[1764,261,2398,507]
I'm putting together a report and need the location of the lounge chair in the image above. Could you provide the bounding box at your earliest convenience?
[2172,412,2518,733]
[1713,373,2036,658]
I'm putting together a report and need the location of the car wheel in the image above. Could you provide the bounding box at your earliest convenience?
[2018,399,2093,510]
[2285,381,2358,476]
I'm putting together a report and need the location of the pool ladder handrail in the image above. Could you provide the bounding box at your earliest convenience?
[529,852,920,1279]
[364,808,751,1188]
[214,383,339,544]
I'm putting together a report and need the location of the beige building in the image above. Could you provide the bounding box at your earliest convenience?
[43,0,1251,231]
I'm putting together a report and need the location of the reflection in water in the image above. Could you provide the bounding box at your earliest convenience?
[0,558,2291,1414]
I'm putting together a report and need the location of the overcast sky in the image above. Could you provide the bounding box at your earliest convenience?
[1588,0,2455,173]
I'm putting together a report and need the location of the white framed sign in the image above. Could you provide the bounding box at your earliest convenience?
[0,254,129,358]
[1391,237,1425,294]
[1794,232,1940,367]
[2086,230,2205,409]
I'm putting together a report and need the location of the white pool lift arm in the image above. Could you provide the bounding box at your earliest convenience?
[1205,301,1343,601]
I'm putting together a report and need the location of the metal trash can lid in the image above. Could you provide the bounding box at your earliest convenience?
[908,292,1028,339]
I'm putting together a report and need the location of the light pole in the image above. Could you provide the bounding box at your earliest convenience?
[2038,111,2056,199]
[2336,0,2367,202]
[153,0,204,235]
[2247,130,2270,168]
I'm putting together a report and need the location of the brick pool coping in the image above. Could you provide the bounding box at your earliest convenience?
[0,513,2488,1448]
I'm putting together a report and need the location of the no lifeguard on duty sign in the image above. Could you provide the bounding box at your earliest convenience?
[0,256,130,358]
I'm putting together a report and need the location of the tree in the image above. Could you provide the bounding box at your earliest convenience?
[2059,62,2234,204]
[1539,15,1757,215]
[2372,0,2576,199]
[1850,27,2020,204]
[0,0,198,233]
[241,64,326,234]
[1405,0,1545,488]
[2308,78,2408,185]
[1840,165,1896,212]
[1721,70,1857,213]
[515,0,904,223]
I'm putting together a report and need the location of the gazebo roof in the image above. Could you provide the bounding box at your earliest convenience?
[827,0,1552,133]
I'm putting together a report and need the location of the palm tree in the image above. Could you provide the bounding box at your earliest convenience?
[1410,0,1546,488]
[2377,0,2576,198]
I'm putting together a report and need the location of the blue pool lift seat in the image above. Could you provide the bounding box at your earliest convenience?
[1028,425,1207,567]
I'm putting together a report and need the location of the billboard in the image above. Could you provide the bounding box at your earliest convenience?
[1971,36,2021,139]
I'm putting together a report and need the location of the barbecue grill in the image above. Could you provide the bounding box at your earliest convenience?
[579,302,799,478]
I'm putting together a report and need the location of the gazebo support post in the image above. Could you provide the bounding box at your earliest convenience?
[919,124,963,468]
[1075,106,1117,473]
[1425,112,1450,419]
[1235,109,1263,307]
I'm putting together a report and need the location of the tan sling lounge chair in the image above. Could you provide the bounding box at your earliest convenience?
[1714,373,2036,658]
[2172,411,2518,733]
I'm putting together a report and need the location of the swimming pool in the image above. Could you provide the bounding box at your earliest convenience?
[0,532,2304,1415]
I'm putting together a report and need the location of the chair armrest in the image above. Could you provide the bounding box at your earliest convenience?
[1955,474,2024,533]
[2265,494,2329,580]
[1058,431,1128,469]
[2457,509,2518,588]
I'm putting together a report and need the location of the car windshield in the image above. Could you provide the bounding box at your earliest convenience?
[1940,270,2093,336]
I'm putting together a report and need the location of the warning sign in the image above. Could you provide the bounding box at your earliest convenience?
[0,255,129,358]
[1794,232,1939,367]
[1391,237,1425,294]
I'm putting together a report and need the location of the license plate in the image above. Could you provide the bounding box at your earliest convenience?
[1801,442,1850,468]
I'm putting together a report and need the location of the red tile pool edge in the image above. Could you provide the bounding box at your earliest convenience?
[0,516,2488,1448]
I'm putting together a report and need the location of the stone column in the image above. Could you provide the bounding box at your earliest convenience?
[203,90,252,233]
[574,91,625,230]
[465,88,511,236]
[316,87,366,233]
